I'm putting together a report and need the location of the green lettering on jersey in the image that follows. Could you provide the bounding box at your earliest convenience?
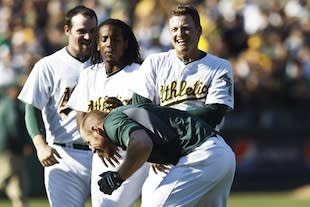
[219,73,232,96]
[58,87,73,115]
[87,96,130,112]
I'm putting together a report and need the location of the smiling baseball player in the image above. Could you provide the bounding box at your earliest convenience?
[18,6,97,207]
[131,5,234,207]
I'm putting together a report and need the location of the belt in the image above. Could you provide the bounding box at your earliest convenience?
[53,142,91,151]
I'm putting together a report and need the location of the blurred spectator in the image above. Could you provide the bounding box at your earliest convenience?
[0,44,15,88]
[0,83,32,207]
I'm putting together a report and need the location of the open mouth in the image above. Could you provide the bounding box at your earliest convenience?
[176,39,187,44]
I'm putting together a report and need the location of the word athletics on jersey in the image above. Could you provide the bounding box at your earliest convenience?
[160,80,208,105]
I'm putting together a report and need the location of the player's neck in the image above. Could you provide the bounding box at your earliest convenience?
[65,47,90,62]
[105,63,125,76]
[177,50,206,64]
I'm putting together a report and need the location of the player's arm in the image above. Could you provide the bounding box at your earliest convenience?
[98,129,152,195]
[188,103,229,128]
[118,129,153,179]
[131,93,152,105]
[25,103,45,139]
[25,104,61,166]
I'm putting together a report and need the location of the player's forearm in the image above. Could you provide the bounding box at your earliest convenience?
[32,134,48,149]
[118,130,152,179]
[131,93,152,105]
[188,103,228,128]
[25,103,46,138]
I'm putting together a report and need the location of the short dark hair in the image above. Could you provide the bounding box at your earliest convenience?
[169,5,201,29]
[91,18,142,65]
[65,5,98,29]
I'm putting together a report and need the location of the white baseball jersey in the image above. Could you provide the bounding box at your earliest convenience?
[131,49,234,207]
[132,49,234,111]
[18,48,92,145]
[67,62,149,207]
[67,62,140,112]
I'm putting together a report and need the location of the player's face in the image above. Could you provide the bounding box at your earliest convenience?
[83,127,115,156]
[98,24,128,65]
[65,14,97,60]
[169,15,202,59]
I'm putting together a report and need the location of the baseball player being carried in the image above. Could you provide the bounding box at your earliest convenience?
[80,104,236,207]
[131,4,235,206]
[18,5,97,207]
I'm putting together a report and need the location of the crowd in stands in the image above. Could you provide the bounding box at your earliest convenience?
[1,0,309,128]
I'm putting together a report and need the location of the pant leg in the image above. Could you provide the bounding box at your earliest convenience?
[145,136,236,207]
[45,146,92,207]
[91,148,150,207]
[140,166,166,207]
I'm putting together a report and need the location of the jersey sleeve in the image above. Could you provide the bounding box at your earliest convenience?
[18,59,52,110]
[206,60,234,110]
[130,56,158,102]
[67,69,90,112]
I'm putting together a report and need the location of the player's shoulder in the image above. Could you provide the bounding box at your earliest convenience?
[203,53,232,71]
[124,62,141,72]
[77,63,104,80]
[43,47,66,58]
[34,48,67,66]
[205,53,231,66]
[83,63,102,72]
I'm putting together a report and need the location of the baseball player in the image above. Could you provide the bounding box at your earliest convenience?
[67,18,149,207]
[131,5,234,206]
[17,6,97,207]
[80,104,236,207]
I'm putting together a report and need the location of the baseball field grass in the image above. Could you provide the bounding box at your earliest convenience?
[1,191,310,207]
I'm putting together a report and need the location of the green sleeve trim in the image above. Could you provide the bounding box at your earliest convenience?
[188,104,228,128]
[131,93,152,105]
[25,104,45,138]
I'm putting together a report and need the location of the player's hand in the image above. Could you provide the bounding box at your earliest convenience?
[98,171,125,195]
[96,148,122,168]
[151,163,172,174]
[36,144,62,167]
[102,97,123,113]
[94,144,122,167]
